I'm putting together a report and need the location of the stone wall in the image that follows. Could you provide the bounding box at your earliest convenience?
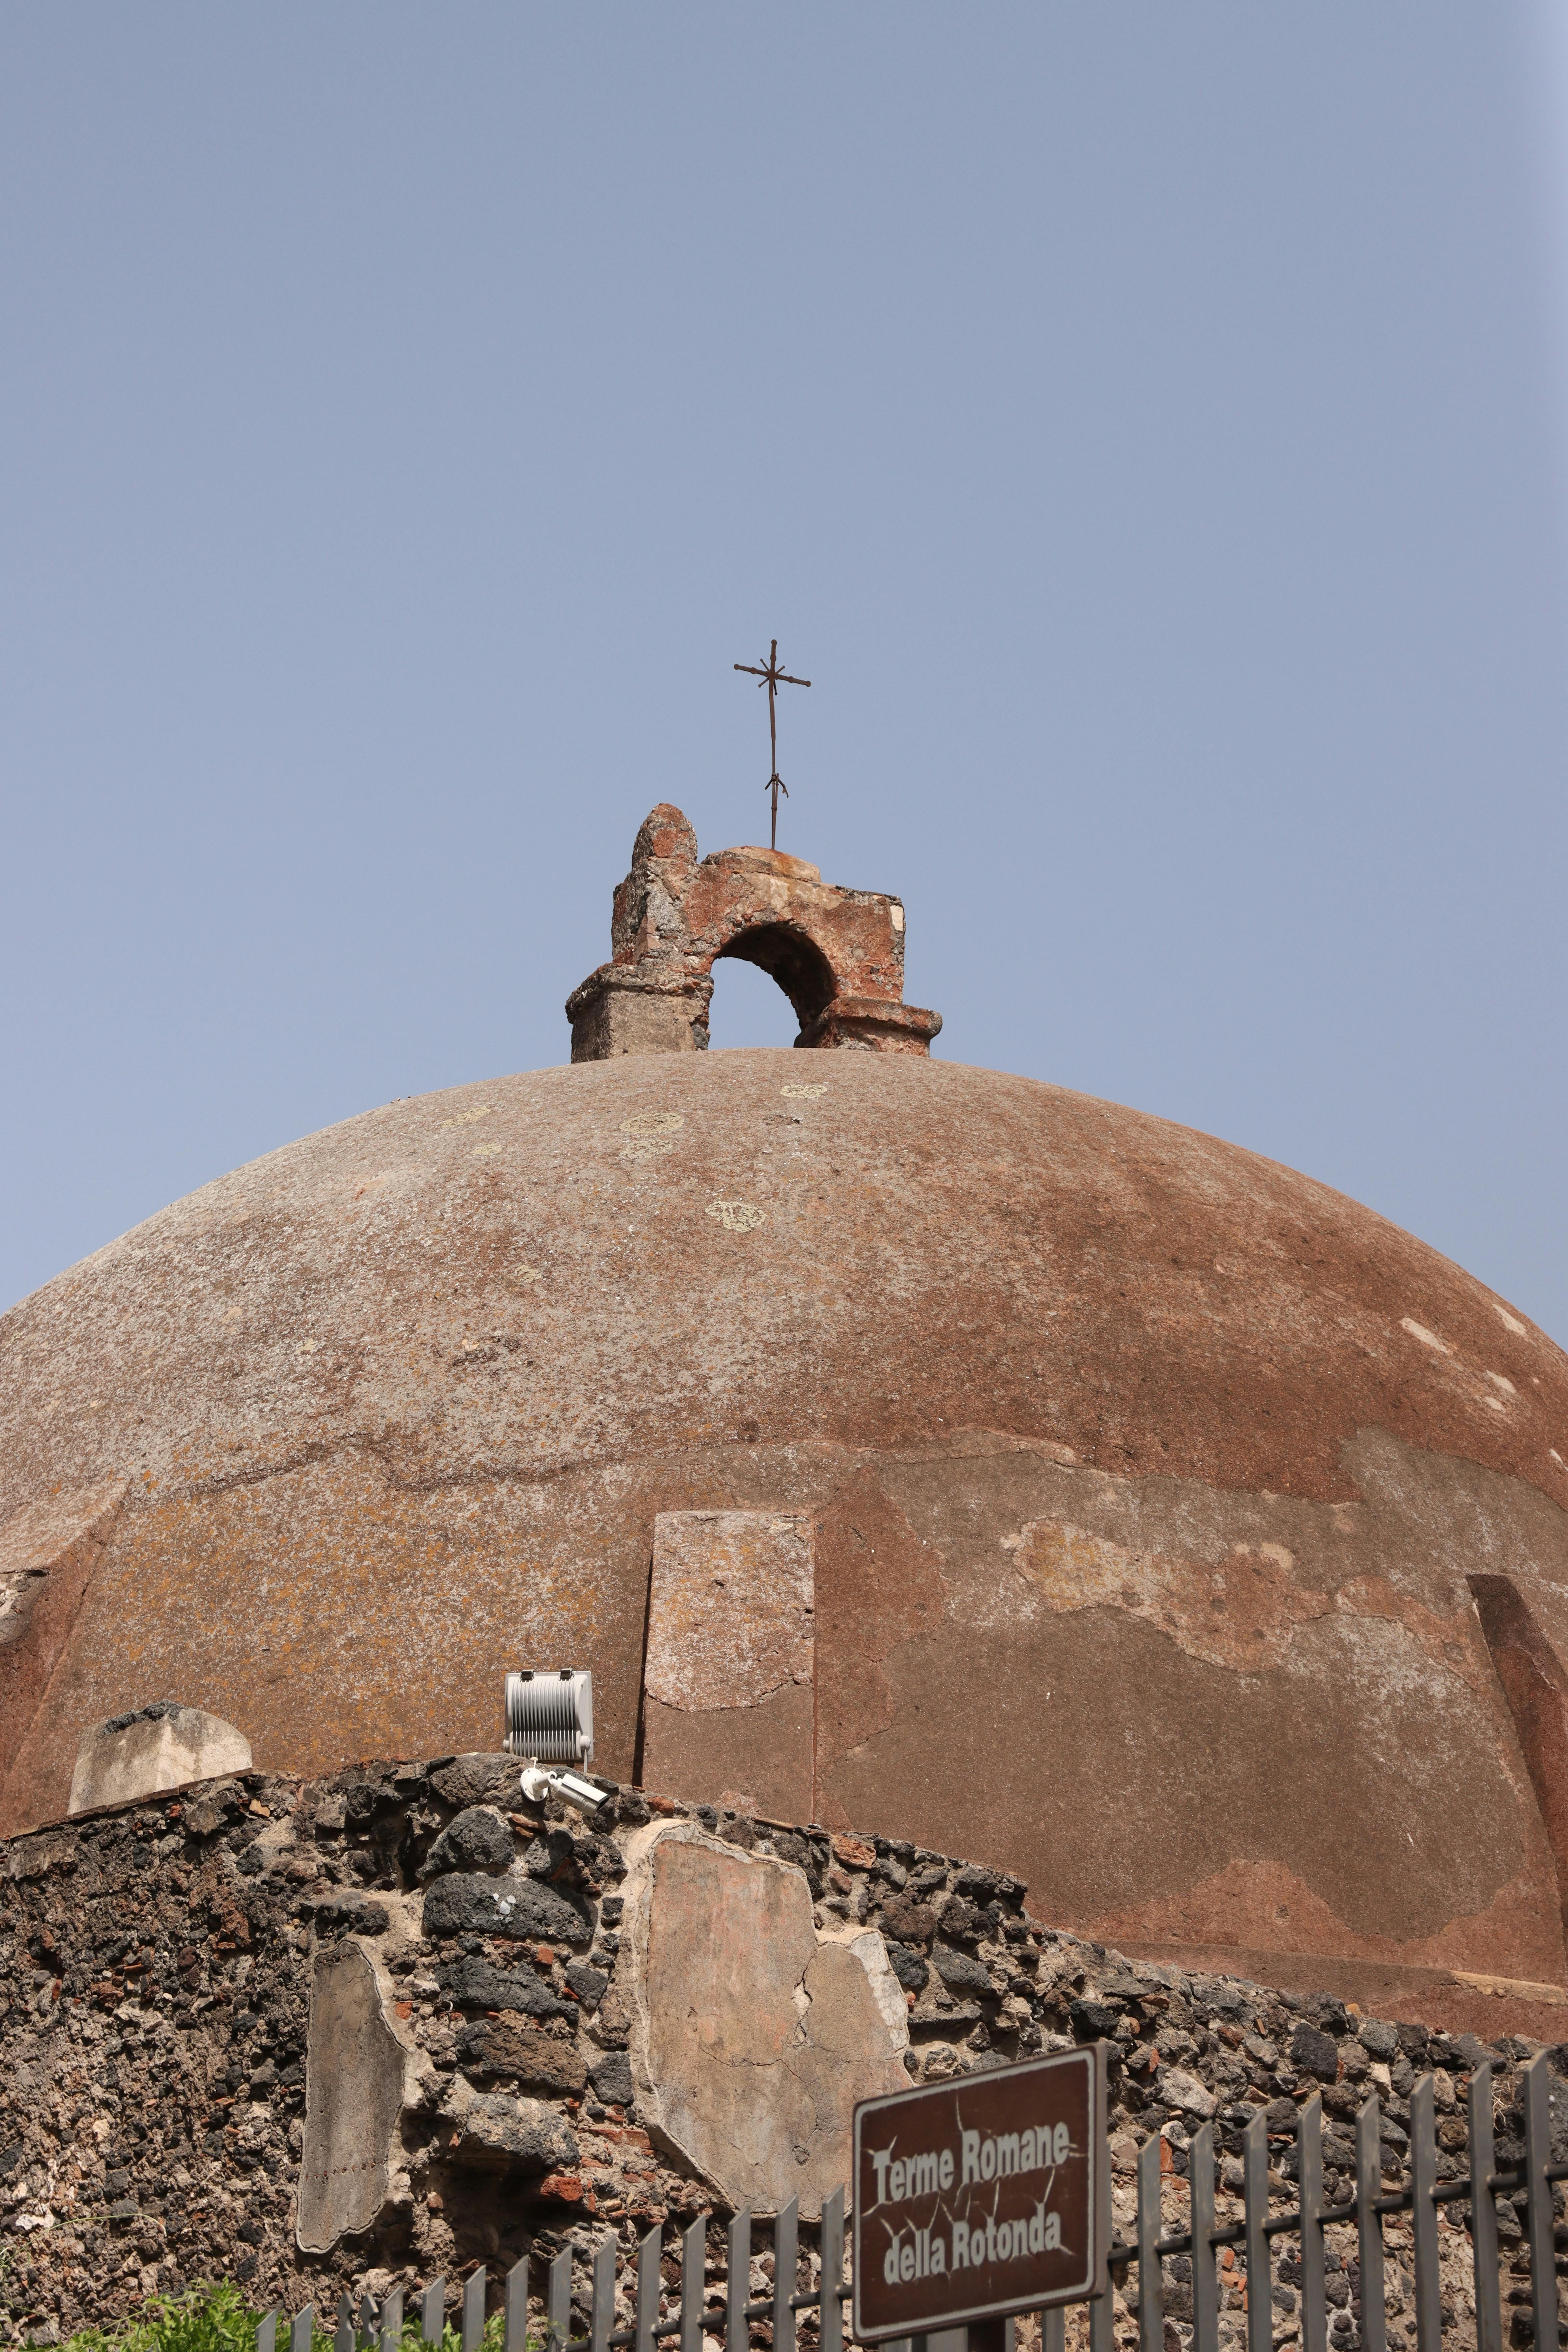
[1,1760,1563,2352]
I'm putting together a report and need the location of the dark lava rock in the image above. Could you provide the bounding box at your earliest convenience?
[590,2051,634,2108]
[933,1944,994,1999]
[1290,2023,1341,2083]
[422,1871,591,1946]
[313,1896,390,1937]
[879,1893,938,1945]
[523,1829,579,1881]
[436,1954,575,2019]
[954,1864,999,1899]
[564,1959,608,2010]
[455,2015,587,2095]
[423,1807,515,1878]
[429,1753,522,1811]
[885,1941,929,1993]
[1070,1999,1123,2040]
[937,1896,990,1946]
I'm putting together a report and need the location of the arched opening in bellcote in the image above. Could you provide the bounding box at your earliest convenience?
[565,805,941,1060]
[710,920,838,1047]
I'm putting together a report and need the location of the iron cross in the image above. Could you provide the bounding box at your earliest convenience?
[734,639,811,850]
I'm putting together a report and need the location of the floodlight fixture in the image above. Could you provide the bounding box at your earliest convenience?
[504,1666,593,1765]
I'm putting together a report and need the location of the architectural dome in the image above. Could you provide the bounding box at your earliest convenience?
[4,814,1567,2036]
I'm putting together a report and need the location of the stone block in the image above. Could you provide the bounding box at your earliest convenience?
[436,2078,579,2172]
[297,1940,405,2252]
[422,1869,592,1945]
[68,1701,251,1815]
[567,969,712,1060]
[436,1952,575,2018]
[420,1804,515,1877]
[456,2015,587,2094]
[643,1510,814,1820]
[624,1823,907,2217]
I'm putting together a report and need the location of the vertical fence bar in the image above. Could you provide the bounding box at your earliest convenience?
[337,2290,354,2352]
[1189,2122,1220,2352]
[291,2310,315,2352]
[421,2283,447,2347]
[1044,2312,1066,2352]
[1297,2093,1326,2352]
[727,2210,752,2352]
[1524,2052,1559,2352]
[637,2225,662,2352]
[1089,2251,1115,2352]
[256,2313,278,2352]
[591,2236,616,2352]
[1356,2096,1388,2352]
[380,2290,404,2352]
[463,2269,487,2352]
[1243,2108,1271,2352]
[680,2214,707,2352]
[1409,2076,1441,2352]
[774,2197,799,2352]
[1469,2063,1502,2352]
[542,2248,570,2352]
[358,2293,379,2351]
[1136,2134,1164,2352]
[820,2184,845,2352]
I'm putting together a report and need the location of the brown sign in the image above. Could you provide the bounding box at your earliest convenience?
[852,2046,1107,2341]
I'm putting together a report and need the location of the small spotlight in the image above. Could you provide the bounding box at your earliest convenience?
[519,1763,609,1817]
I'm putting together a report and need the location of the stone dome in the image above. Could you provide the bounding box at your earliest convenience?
[5,1044,1568,2033]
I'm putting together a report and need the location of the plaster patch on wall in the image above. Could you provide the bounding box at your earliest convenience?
[297,1939,407,2253]
[617,1821,907,2217]
[643,1511,815,1818]
[1003,1517,1336,1672]
[645,1511,813,1711]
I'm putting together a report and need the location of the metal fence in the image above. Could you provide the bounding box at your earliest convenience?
[253,2053,1567,2352]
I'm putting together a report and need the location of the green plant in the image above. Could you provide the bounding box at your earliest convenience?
[56,2284,537,2352]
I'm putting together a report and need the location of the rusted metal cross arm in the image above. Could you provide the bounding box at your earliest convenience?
[733,663,811,687]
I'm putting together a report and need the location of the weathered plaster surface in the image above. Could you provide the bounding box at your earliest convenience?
[2,1047,1567,2015]
[618,1821,908,2216]
[644,1512,813,1711]
[297,1939,408,2252]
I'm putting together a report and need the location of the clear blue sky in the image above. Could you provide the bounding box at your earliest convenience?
[4,7,1567,1346]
